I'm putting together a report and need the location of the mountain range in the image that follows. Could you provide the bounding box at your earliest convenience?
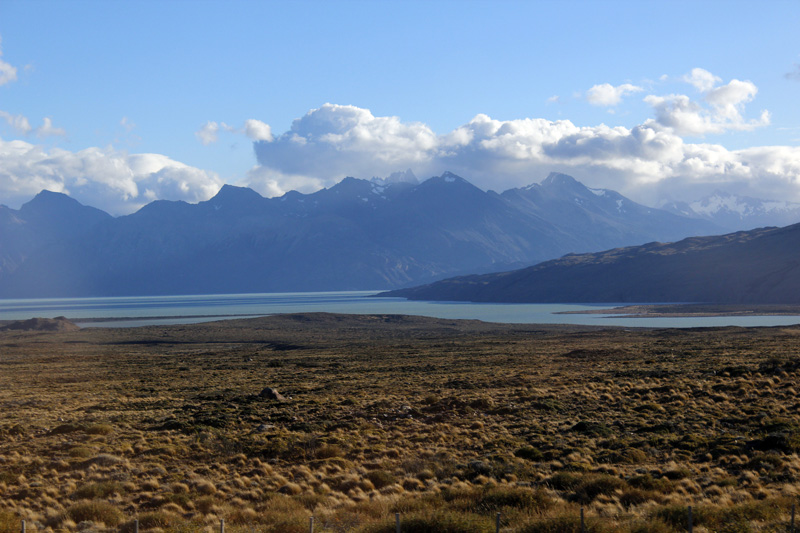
[382,223,800,304]
[662,191,800,231]
[0,171,789,298]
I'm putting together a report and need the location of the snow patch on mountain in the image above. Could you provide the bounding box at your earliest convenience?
[691,191,795,217]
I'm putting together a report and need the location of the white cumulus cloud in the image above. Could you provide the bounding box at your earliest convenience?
[196,119,273,143]
[0,139,223,215]
[682,68,721,92]
[0,35,17,87]
[0,110,32,135]
[195,121,219,145]
[586,83,643,107]
[35,117,67,138]
[646,72,769,136]
[249,104,438,194]
[244,119,272,141]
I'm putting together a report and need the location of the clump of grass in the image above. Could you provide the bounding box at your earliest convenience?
[66,499,124,526]
[85,423,114,435]
[78,453,125,468]
[517,514,613,533]
[278,482,303,495]
[315,443,344,459]
[626,518,675,533]
[547,471,583,491]
[570,474,628,504]
[619,487,663,508]
[134,510,183,530]
[0,510,19,533]
[514,446,544,461]
[365,470,397,490]
[650,499,785,532]
[67,445,96,458]
[194,478,217,495]
[257,496,313,533]
[627,473,673,493]
[364,509,495,533]
[50,423,84,435]
[476,485,554,514]
[72,481,124,499]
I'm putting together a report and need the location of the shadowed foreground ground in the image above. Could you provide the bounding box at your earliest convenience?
[1,313,799,532]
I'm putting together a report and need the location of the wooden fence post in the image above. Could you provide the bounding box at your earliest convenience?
[20,521,25,533]
[688,505,693,533]
[309,515,314,533]
[495,512,501,533]
[395,512,401,533]
[134,519,139,533]
[580,507,585,533]
[220,518,225,533]
[791,502,796,533]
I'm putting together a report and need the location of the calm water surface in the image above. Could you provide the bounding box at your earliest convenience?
[1,291,800,329]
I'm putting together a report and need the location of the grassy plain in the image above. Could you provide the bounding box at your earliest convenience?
[1,313,799,532]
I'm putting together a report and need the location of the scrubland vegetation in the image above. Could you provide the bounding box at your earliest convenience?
[1,313,799,532]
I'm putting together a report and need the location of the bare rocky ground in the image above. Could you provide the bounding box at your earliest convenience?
[1,313,799,532]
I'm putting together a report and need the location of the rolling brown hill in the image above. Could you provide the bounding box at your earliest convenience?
[381,223,800,303]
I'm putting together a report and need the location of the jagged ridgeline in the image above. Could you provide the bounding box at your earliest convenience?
[0,171,737,297]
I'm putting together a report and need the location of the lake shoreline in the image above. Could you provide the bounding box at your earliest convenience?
[559,303,800,318]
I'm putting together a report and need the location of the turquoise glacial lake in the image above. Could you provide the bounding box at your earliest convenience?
[1,291,800,329]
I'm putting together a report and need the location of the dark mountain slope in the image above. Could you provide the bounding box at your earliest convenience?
[382,223,800,304]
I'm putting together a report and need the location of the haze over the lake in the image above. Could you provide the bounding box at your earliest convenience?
[2,0,800,216]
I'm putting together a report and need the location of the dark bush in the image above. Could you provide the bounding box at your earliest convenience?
[571,421,613,437]
[547,471,582,491]
[514,446,544,461]
[571,474,628,504]
[365,470,397,489]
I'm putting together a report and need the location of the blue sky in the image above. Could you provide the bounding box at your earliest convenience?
[1,0,800,214]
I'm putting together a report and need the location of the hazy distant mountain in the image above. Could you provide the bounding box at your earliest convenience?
[662,190,800,231]
[0,172,722,298]
[382,223,800,304]
[0,191,111,276]
[503,173,719,247]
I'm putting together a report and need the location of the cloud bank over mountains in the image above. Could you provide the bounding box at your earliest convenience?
[246,70,789,206]
[1,67,799,214]
[0,140,222,215]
